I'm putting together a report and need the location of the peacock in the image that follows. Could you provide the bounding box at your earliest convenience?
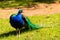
[10,9,41,37]
[10,9,28,37]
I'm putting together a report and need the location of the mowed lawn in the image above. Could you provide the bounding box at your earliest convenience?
[0,14,60,40]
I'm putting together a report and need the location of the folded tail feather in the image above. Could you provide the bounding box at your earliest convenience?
[25,17,41,29]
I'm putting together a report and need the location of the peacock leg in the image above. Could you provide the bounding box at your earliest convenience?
[16,28,20,37]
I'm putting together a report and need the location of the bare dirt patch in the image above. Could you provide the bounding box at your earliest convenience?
[0,3,60,18]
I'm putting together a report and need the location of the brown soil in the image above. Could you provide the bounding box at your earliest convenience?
[0,3,60,18]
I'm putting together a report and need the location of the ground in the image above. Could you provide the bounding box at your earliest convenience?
[0,3,60,18]
[0,14,60,40]
[0,3,60,40]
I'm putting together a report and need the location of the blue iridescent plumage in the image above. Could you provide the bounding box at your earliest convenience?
[10,10,28,30]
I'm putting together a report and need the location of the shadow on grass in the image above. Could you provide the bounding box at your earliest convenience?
[0,28,41,38]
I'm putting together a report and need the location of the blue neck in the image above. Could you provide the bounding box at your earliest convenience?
[17,13,21,16]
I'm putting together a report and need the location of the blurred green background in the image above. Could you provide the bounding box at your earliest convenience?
[0,0,60,8]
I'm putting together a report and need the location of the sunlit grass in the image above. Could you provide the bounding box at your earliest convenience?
[0,14,60,40]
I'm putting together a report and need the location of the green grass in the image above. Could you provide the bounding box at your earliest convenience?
[0,0,60,9]
[0,1,22,8]
[0,1,35,8]
[0,14,60,40]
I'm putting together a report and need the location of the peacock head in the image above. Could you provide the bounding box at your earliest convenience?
[18,9,23,14]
